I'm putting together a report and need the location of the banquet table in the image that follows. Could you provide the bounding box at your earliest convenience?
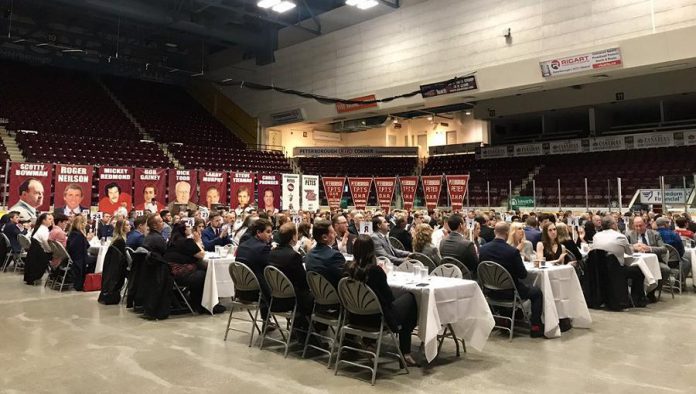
[90,239,111,274]
[523,263,592,338]
[387,271,494,363]
[580,250,661,290]
[201,252,236,314]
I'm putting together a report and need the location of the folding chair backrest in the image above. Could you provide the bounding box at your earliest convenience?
[441,256,471,279]
[410,251,437,271]
[396,259,423,273]
[0,233,11,249]
[389,237,405,251]
[306,271,340,305]
[477,261,515,292]
[50,240,70,261]
[431,263,463,279]
[337,278,382,316]
[229,262,260,292]
[664,244,681,264]
[263,265,295,299]
[18,234,31,251]
[566,250,578,263]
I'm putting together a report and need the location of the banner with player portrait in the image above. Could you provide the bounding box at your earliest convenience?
[301,175,319,212]
[347,177,373,211]
[257,174,281,214]
[53,164,93,216]
[7,162,52,216]
[421,175,443,211]
[399,176,418,211]
[198,170,228,210]
[374,177,396,213]
[230,172,256,212]
[134,168,167,213]
[445,174,470,212]
[167,169,198,214]
[322,177,345,210]
[281,174,301,212]
[98,167,133,215]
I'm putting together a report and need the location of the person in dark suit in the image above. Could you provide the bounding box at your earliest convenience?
[235,218,274,321]
[331,214,357,255]
[142,214,167,256]
[584,215,602,243]
[2,211,27,255]
[626,216,669,302]
[479,222,544,338]
[439,214,478,277]
[476,215,495,243]
[370,216,411,265]
[389,216,413,252]
[523,216,542,248]
[96,212,114,240]
[67,215,96,291]
[304,219,346,289]
[126,215,147,249]
[201,212,232,251]
[55,183,90,217]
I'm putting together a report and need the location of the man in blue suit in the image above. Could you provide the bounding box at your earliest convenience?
[2,211,27,255]
[126,215,147,249]
[202,213,232,251]
[523,216,542,248]
[479,222,544,338]
[235,218,273,321]
[305,219,346,289]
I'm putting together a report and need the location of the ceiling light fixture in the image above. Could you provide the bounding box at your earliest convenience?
[257,0,281,8]
[346,0,379,10]
[272,1,296,13]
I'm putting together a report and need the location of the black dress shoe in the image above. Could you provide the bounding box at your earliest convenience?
[559,318,572,332]
[212,304,227,314]
[646,293,657,303]
[530,324,545,338]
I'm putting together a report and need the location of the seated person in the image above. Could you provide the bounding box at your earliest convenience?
[304,219,346,289]
[2,211,28,255]
[655,217,691,287]
[32,213,54,254]
[626,216,669,302]
[97,213,114,240]
[412,223,441,265]
[389,215,413,252]
[67,215,96,291]
[48,213,69,268]
[507,222,535,262]
[439,214,478,276]
[235,218,274,323]
[126,215,148,249]
[202,213,232,251]
[674,216,694,240]
[344,235,419,366]
[536,222,568,265]
[370,216,411,265]
[479,222,545,337]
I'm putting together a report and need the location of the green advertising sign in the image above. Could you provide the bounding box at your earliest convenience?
[510,196,534,209]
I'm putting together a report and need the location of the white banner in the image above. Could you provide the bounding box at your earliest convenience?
[549,139,582,155]
[540,47,622,77]
[683,130,696,146]
[281,173,301,211]
[480,145,509,159]
[514,143,543,157]
[639,189,691,204]
[301,175,319,212]
[633,132,674,149]
[293,146,418,157]
[590,136,625,152]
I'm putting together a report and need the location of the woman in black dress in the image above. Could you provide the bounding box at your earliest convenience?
[536,222,568,265]
[344,235,419,367]
[67,215,95,291]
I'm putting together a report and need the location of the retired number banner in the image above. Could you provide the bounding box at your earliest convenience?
[199,170,228,210]
[230,172,255,212]
[7,162,52,214]
[282,173,301,212]
[134,168,167,212]
[399,176,418,211]
[421,175,443,211]
[53,164,93,215]
[98,167,133,215]
[445,174,470,212]
[347,177,373,211]
[374,177,396,213]
[322,177,345,210]
[167,169,197,213]
[301,175,319,212]
[258,174,281,214]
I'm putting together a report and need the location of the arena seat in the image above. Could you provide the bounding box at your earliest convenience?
[168,144,291,173]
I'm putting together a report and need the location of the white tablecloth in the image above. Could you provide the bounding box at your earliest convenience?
[630,253,661,289]
[387,271,494,363]
[201,253,235,314]
[90,240,111,274]
[523,264,592,338]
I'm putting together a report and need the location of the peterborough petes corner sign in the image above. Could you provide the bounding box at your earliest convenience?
[540,47,622,77]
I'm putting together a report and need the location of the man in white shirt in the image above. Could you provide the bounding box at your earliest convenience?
[432,215,450,249]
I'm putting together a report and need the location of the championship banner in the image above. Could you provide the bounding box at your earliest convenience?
[347,177,373,211]
[53,164,93,215]
[374,177,396,213]
[230,172,255,212]
[301,175,319,212]
[198,170,228,210]
[167,169,198,214]
[7,162,52,216]
[134,168,167,213]
[445,174,470,212]
[421,175,443,211]
[399,176,419,211]
[282,173,301,211]
[98,167,133,215]
[322,177,345,210]
[258,174,281,214]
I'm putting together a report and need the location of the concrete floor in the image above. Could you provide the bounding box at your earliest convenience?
[1,273,695,394]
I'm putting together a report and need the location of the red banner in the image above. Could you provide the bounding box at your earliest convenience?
[399,176,418,211]
[374,177,396,213]
[322,177,345,210]
[347,177,373,211]
[421,175,443,211]
[257,174,281,214]
[198,170,228,210]
[98,167,133,215]
[53,164,93,215]
[7,162,52,217]
[446,174,470,212]
[230,172,255,212]
[335,95,378,113]
[134,168,167,213]
[167,169,198,214]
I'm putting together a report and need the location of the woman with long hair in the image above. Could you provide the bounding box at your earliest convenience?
[233,214,255,245]
[32,212,54,253]
[507,222,534,261]
[111,219,131,256]
[67,215,95,291]
[412,223,441,265]
[296,221,315,253]
[536,222,567,265]
[555,222,581,267]
[344,235,420,367]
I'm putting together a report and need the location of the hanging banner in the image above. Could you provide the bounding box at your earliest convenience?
[134,168,167,213]
[301,175,320,212]
[53,164,93,216]
[230,172,256,213]
[282,173,301,212]
[198,170,228,210]
[445,174,470,212]
[420,75,478,98]
[514,143,543,157]
[633,132,674,149]
[540,47,622,77]
[7,162,52,218]
[322,177,345,210]
[399,176,419,211]
[347,177,373,211]
[421,175,443,211]
[335,94,379,113]
[549,139,582,155]
[167,169,198,215]
[257,174,281,214]
[374,177,396,213]
[98,167,133,215]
